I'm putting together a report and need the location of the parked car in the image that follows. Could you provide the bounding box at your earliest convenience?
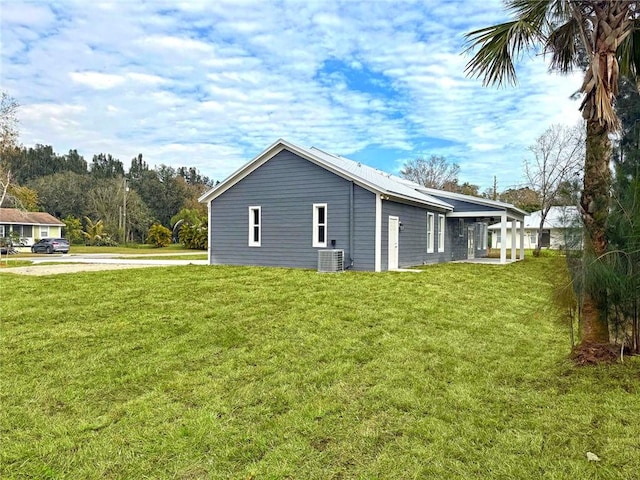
[31,238,70,254]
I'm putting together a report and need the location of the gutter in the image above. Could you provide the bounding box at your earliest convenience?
[349,181,354,268]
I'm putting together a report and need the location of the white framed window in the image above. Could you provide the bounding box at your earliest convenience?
[248,206,261,247]
[438,214,445,253]
[458,218,464,237]
[477,224,483,250]
[0,225,4,237]
[40,227,49,238]
[496,231,501,247]
[313,203,327,247]
[529,231,537,244]
[427,212,434,253]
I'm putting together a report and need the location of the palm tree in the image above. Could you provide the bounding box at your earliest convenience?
[464,1,640,347]
[82,217,105,246]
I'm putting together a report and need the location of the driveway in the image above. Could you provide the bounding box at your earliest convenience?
[1,253,207,276]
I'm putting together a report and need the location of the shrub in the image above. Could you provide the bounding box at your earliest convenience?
[93,235,119,247]
[178,222,208,250]
[147,223,172,248]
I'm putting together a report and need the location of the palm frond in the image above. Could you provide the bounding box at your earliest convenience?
[618,25,640,81]
[464,20,543,87]
[506,0,554,28]
[547,17,583,73]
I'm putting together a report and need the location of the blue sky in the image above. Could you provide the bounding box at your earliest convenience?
[1,0,583,191]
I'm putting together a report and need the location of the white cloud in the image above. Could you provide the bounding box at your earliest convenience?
[69,71,126,90]
[2,0,588,190]
[139,35,213,53]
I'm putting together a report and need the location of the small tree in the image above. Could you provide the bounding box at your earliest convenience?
[525,124,584,256]
[400,155,459,189]
[147,223,171,248]
[63,215,84,244]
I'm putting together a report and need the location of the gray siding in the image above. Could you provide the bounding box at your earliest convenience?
[429,196,503,213]
[447,218,489,260]
[381,201,449,269]
[210,151,376,270]
[352,186,376,271]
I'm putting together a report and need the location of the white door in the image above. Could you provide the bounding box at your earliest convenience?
[467,226,475,259]
[388,216,399,270]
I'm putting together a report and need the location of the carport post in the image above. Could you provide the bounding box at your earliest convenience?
[519,220,525,260]
[511,218,517,262]
[500,212,507,264]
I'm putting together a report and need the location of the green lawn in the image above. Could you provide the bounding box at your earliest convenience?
[0,259,33,268]
[1,259,638,479]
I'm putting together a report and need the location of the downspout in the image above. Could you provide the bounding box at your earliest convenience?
[207,200,212,265]
[349,181,354,268]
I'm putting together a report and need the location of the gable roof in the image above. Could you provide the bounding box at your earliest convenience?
[202,139,457,210]
[0,208,64,226]
[488,206,580,230]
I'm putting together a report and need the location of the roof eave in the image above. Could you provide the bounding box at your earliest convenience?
[199,139,392,204]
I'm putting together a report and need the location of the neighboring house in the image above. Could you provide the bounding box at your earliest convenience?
[0,208,65,246]
[199,139,527,271]
[488,206,582,250]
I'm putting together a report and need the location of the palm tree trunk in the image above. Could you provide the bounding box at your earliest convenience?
[579,120,611,344]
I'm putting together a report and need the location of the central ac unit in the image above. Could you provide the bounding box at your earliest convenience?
[318,249,344,273]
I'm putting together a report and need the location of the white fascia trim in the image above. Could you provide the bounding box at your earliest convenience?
[447,211,507,218]
[375,195,382,272]
[199,140,289,203]
[385,193,453,211]
[1,221,65,227]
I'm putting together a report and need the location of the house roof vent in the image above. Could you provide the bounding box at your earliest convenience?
[318,249,344,273]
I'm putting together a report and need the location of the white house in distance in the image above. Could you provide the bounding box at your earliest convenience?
[488,206,582,250]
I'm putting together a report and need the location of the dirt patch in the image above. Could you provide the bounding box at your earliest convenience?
[570,342,622,365]
[0,263,160,276]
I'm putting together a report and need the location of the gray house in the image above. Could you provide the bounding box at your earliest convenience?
[199,139,526,271]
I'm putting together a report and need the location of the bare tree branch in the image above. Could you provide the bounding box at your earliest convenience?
[400,155,460,189]
[525,123,585,255]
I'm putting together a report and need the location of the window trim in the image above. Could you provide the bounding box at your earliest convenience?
[40,227,49,238]
[427,212,435,253]
[248,206,261,247]
[313,203,327,248]
[438,214,445,253]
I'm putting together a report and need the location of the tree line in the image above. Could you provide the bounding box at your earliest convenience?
[1,142,213,247]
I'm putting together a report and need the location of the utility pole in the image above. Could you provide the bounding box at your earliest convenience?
[123,178,129,243]
[492,176,498,201]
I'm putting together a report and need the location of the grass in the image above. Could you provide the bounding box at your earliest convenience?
[0,259,33,268]
[1,258,638,479]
